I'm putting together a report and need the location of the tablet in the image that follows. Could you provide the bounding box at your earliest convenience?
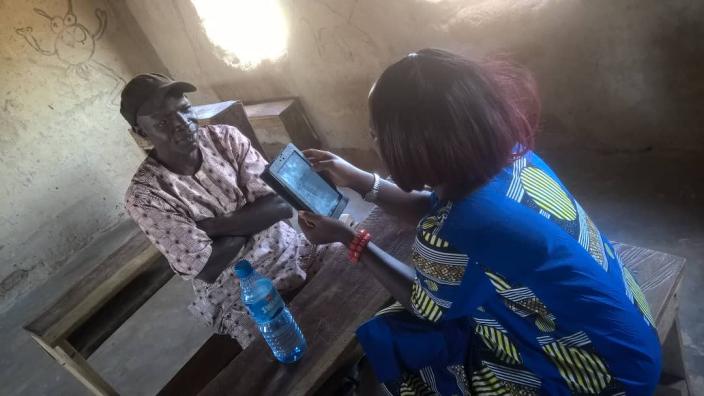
[261,144,348,218]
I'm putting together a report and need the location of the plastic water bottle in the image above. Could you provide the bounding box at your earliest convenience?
[234,259,306,363]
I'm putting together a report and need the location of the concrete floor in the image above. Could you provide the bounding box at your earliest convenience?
[0,151,702,395]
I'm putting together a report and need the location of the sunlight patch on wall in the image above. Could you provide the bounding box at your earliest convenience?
[191,0,289,70]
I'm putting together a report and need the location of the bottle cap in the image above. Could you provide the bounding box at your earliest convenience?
[233,259,253,278]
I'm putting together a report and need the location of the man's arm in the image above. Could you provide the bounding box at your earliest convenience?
[196,194,293,238]
[195,235,248,283]
[194,194,293,283]
[126,191,218,281]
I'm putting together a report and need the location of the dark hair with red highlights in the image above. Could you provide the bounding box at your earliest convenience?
[369,48,539,200]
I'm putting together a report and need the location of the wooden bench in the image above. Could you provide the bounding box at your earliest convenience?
[24,100,265,396]
[197,206,690,396]
[24,231,165,396]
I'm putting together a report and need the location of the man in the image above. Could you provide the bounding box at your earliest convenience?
[120,73,323,347]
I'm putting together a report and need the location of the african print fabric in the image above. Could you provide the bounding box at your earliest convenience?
[357,152,660,395]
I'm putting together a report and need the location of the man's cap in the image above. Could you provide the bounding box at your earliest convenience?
[120,73,197,126]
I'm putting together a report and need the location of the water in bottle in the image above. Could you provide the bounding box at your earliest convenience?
[234,259,306,363]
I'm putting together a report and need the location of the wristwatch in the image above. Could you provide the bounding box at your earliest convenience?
[363,172,381,202]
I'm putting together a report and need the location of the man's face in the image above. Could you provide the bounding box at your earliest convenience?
[135,94,198,154]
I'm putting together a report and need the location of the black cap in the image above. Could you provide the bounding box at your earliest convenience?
[120,73,197,126]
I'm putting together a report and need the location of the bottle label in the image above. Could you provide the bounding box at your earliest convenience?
[246,289,284,322]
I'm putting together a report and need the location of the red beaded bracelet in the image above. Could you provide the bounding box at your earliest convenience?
[348,229,372,263]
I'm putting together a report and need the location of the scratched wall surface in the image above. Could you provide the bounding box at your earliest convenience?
[126,0,704,155]
[0,0,166,312]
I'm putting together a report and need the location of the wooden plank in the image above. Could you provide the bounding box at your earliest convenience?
[613,243,686,337]
[245,98,321,151]
[31,335,117,396]
[660,317,690,394]
[67,257,174,357]
[655,384,686,396]
[158,334,243,396]
[244,99,294,118]
[279,100,321,150]
[25,232,162,346]
[310,342,366,396]
[199,209,414,396]
[195,101,267,159]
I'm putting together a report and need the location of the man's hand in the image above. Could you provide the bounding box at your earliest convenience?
[196,194,293,238]
[196,216,223,237]
[196,235,248,283]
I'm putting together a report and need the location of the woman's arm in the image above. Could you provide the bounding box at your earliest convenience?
[302,212,416,310]
[361,242,416,309]
[304,149,431,225]
[354,176,431,226]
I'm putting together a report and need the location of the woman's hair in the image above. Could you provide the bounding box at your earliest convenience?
[369,48,540,199]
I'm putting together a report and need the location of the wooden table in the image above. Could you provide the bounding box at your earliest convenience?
[198,207,690,395]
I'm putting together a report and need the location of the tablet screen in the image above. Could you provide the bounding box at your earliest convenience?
[277,152,340,216]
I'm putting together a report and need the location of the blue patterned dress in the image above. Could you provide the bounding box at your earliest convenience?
[357,152,661,395]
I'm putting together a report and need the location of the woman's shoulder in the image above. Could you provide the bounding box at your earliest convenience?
[441,151,583,258]
[442,152,565,234]
[446,189,538,233]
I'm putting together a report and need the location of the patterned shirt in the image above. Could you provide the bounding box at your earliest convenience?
[125,125,323,346]
[125,124,275,279]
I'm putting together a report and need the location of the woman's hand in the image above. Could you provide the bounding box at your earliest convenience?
[303,149,374,194]
[297,211,356,245]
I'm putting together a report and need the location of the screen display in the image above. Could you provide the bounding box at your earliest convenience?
[277,152,340,216]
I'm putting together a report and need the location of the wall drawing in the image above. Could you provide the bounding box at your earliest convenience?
[15,0,125,105]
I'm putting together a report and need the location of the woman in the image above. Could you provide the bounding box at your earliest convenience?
[298,49,660,395]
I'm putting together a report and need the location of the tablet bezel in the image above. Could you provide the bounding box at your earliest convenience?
[262,144,348,218]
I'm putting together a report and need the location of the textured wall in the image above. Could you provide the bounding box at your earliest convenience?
[0,0,166,312]
[125,0,704,155]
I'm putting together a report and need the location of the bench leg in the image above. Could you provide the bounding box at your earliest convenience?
[31,335,118,396]
[659,318,690,396]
